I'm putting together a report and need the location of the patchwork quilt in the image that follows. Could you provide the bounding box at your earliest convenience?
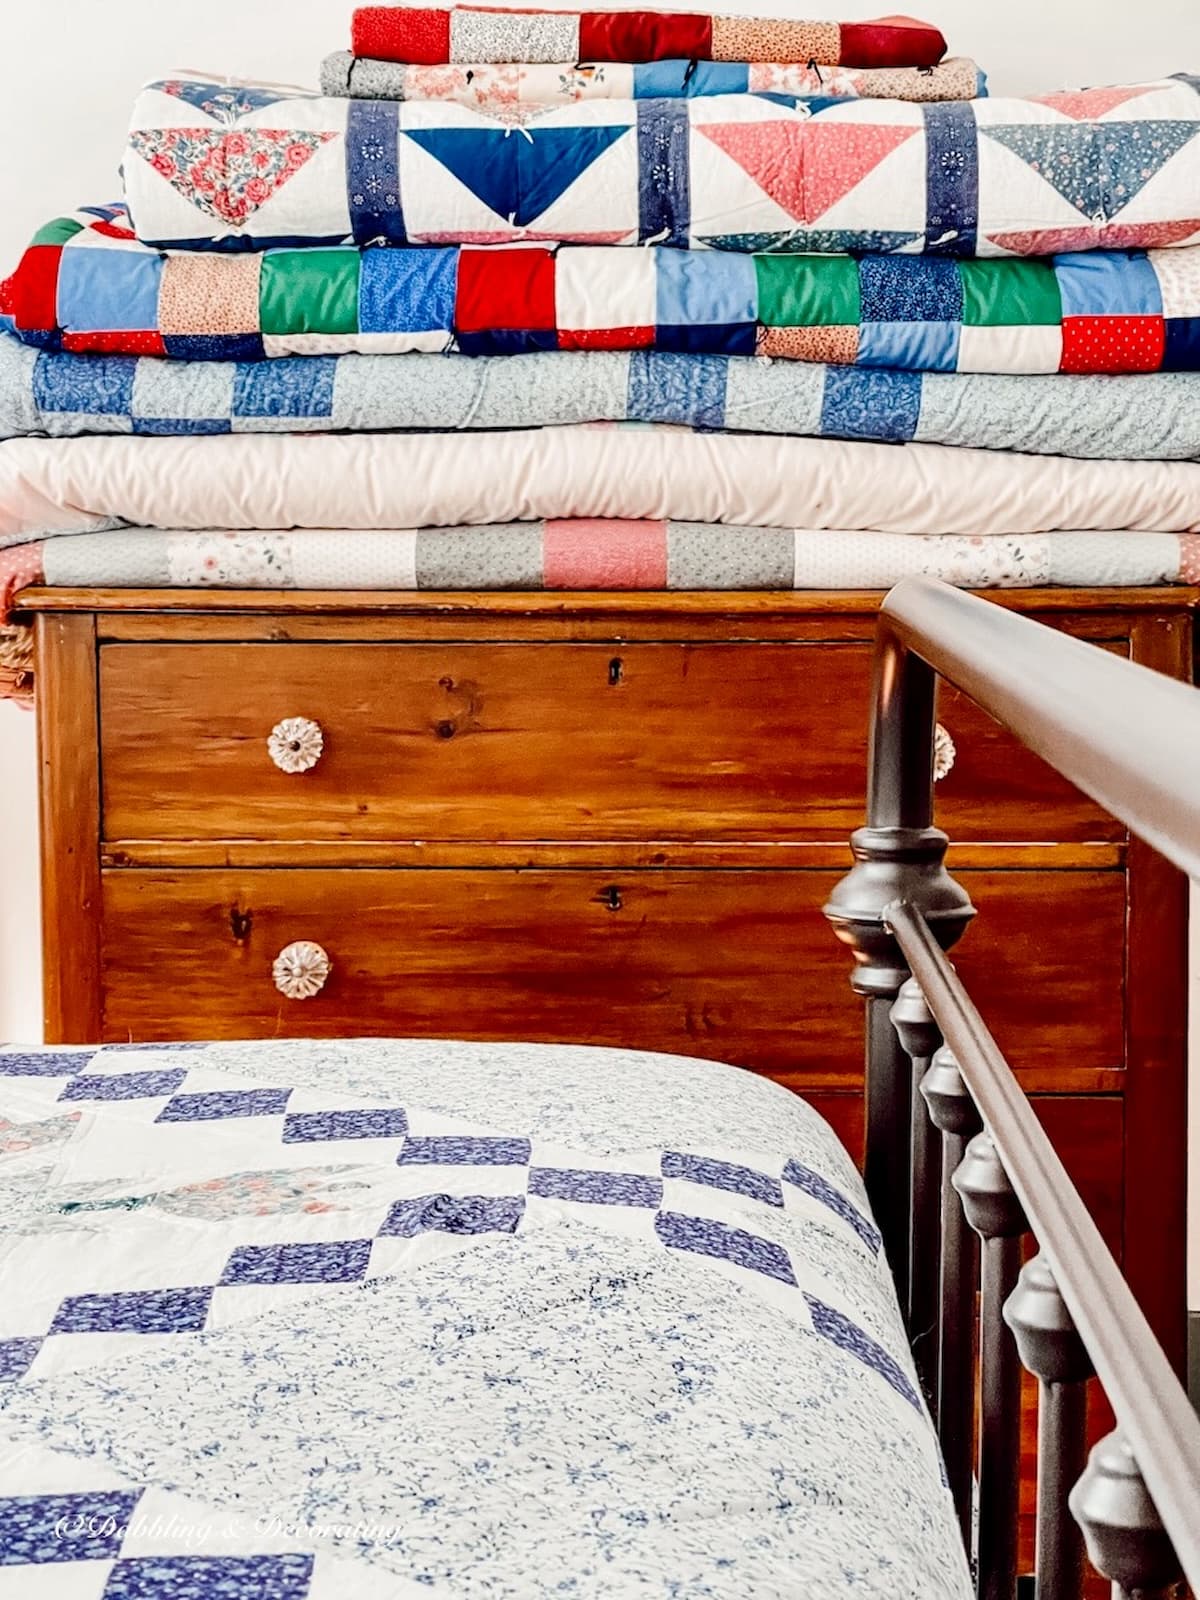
[0,1037,972,1599]
[12,204,1200,374]
[121,75,1200,255]
[6,333,1200,459]
[349,5,949,67]
[318,52,987,109]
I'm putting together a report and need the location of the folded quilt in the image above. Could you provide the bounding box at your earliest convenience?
[121,76,1200,255]
[6,336,1200,459]
[7,433,1200,546]
[6,206,1198,373]
[11,525,1197,600]
[349,6,949,67]
[318,52,986,107]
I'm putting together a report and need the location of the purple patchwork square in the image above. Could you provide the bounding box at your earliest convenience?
[528,1168,662,1207]
[0,1337,43,1384]
[60,1069,188,1102]
[50,1286,213,1334]
[156,1088,291,1122]
[0,1051,94,1077]
[220,1238,372,1285]
[661,1151,782,1208]
[0,1489,141,1563]
[282,1107,408,1143]
[655,1211,796,1286]
[398,1135,531,1166]
[379,1193,525,1237]
[102,1552,314,1599]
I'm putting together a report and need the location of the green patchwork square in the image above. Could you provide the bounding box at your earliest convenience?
[259,248,361,336]
[960,259,1062,327]
[32,216,86,246]
[754,255,861,328]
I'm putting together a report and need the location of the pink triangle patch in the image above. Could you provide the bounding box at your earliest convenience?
[129,128,339,227]
[988,218,1200,255]
[698,120,917,224]
[1032,84,1157,120]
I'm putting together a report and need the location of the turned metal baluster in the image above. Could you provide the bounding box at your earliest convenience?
[920,1046,981,1548]
[1069,1432,1184,1600]
[954,1132,1029,1600]
[1004,1254,1094,1600]
[890,977,942,1402]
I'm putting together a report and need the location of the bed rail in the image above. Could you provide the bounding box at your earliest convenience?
[823,577,1200,1600]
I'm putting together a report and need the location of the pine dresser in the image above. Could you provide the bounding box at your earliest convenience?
[24,584,1194,1375]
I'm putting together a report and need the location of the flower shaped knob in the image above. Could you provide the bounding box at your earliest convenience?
[272,941,331,1000]
[268,717,324,774]
[934,722,956,783]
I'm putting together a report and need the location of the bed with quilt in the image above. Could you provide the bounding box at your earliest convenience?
[0,1036,970,1598]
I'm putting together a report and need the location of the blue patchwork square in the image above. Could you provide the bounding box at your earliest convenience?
[156,1088,291,1122]
[232,358,336,418]
[0,1050,92,1077]
[858,319,961,373]
[860,255,963,323]
[380,1193,526,1236]
[132,418,232,435]
[805,1294,921,1409]
[50,1287,212,1334]
[656,250,757,330]
[528,1168,663,1207]
[0,1489,141,1564]
[654,320,756,357]
[628,350,728,429]
[283,1107,408,1142]
[398,1135,531,1166]
[634,59,748,97]
[103,1553,314,1599]
[655,1212,796,1285]
[162,333,266,362]
[819,366,922,442]
[360,246,457,333]
[1164,316,1200,369]
[60,1069,188,1102]
[33,350,136,416]
[457,328,559,356]
[56,246,163,332]
[1055,250,1163,317]
[661,1152,783,1208]
[0,1338,42,1384]
[220,1238,372,1285]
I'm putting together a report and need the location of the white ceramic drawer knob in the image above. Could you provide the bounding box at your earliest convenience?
[268,716,324,774]
[273,940,331,1000]
[934,722,956,782]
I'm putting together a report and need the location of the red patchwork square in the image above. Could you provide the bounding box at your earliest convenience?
[9,245,62,333]
[840,20,947,69]
[1061,315,1166,374]
[455,247,557,332]
[62,329,167,357]
[352,6,451,64]
[579,9,712,62]
[558,325,655,350]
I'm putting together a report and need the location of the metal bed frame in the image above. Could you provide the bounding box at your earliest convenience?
[824,578,1200,1600]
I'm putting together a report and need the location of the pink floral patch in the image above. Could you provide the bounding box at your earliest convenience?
[129,128,339,227]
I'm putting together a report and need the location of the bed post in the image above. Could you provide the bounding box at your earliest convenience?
[823,611,974,1291]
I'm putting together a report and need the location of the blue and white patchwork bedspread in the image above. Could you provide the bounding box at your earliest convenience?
[0,1038,971,1598]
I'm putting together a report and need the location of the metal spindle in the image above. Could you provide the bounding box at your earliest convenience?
[1069,1432,1184,1600]
[867,992,913,1304]
[954,1132,1028,1600]
[1004,1254,1094,1600]
[890,977,942,1401]
[920,1046,981,1548]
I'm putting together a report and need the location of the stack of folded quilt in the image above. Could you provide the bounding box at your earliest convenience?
[3,7,1200,706]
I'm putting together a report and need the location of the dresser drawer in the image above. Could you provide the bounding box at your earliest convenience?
[99,640,1116,846]
[99,867,1125,1081]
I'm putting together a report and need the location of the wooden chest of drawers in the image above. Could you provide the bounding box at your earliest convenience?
[27,585,1193,1365]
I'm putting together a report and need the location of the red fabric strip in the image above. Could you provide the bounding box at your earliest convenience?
[455,247,557,332]
[578,10,712,61]
[7,247,60,334]
[839,16,946,68]
[544,520,669,588]
[352,6,451,64]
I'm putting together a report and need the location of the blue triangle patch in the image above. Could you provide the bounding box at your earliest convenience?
[984,121,1200,220]
[405,125,630,226]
